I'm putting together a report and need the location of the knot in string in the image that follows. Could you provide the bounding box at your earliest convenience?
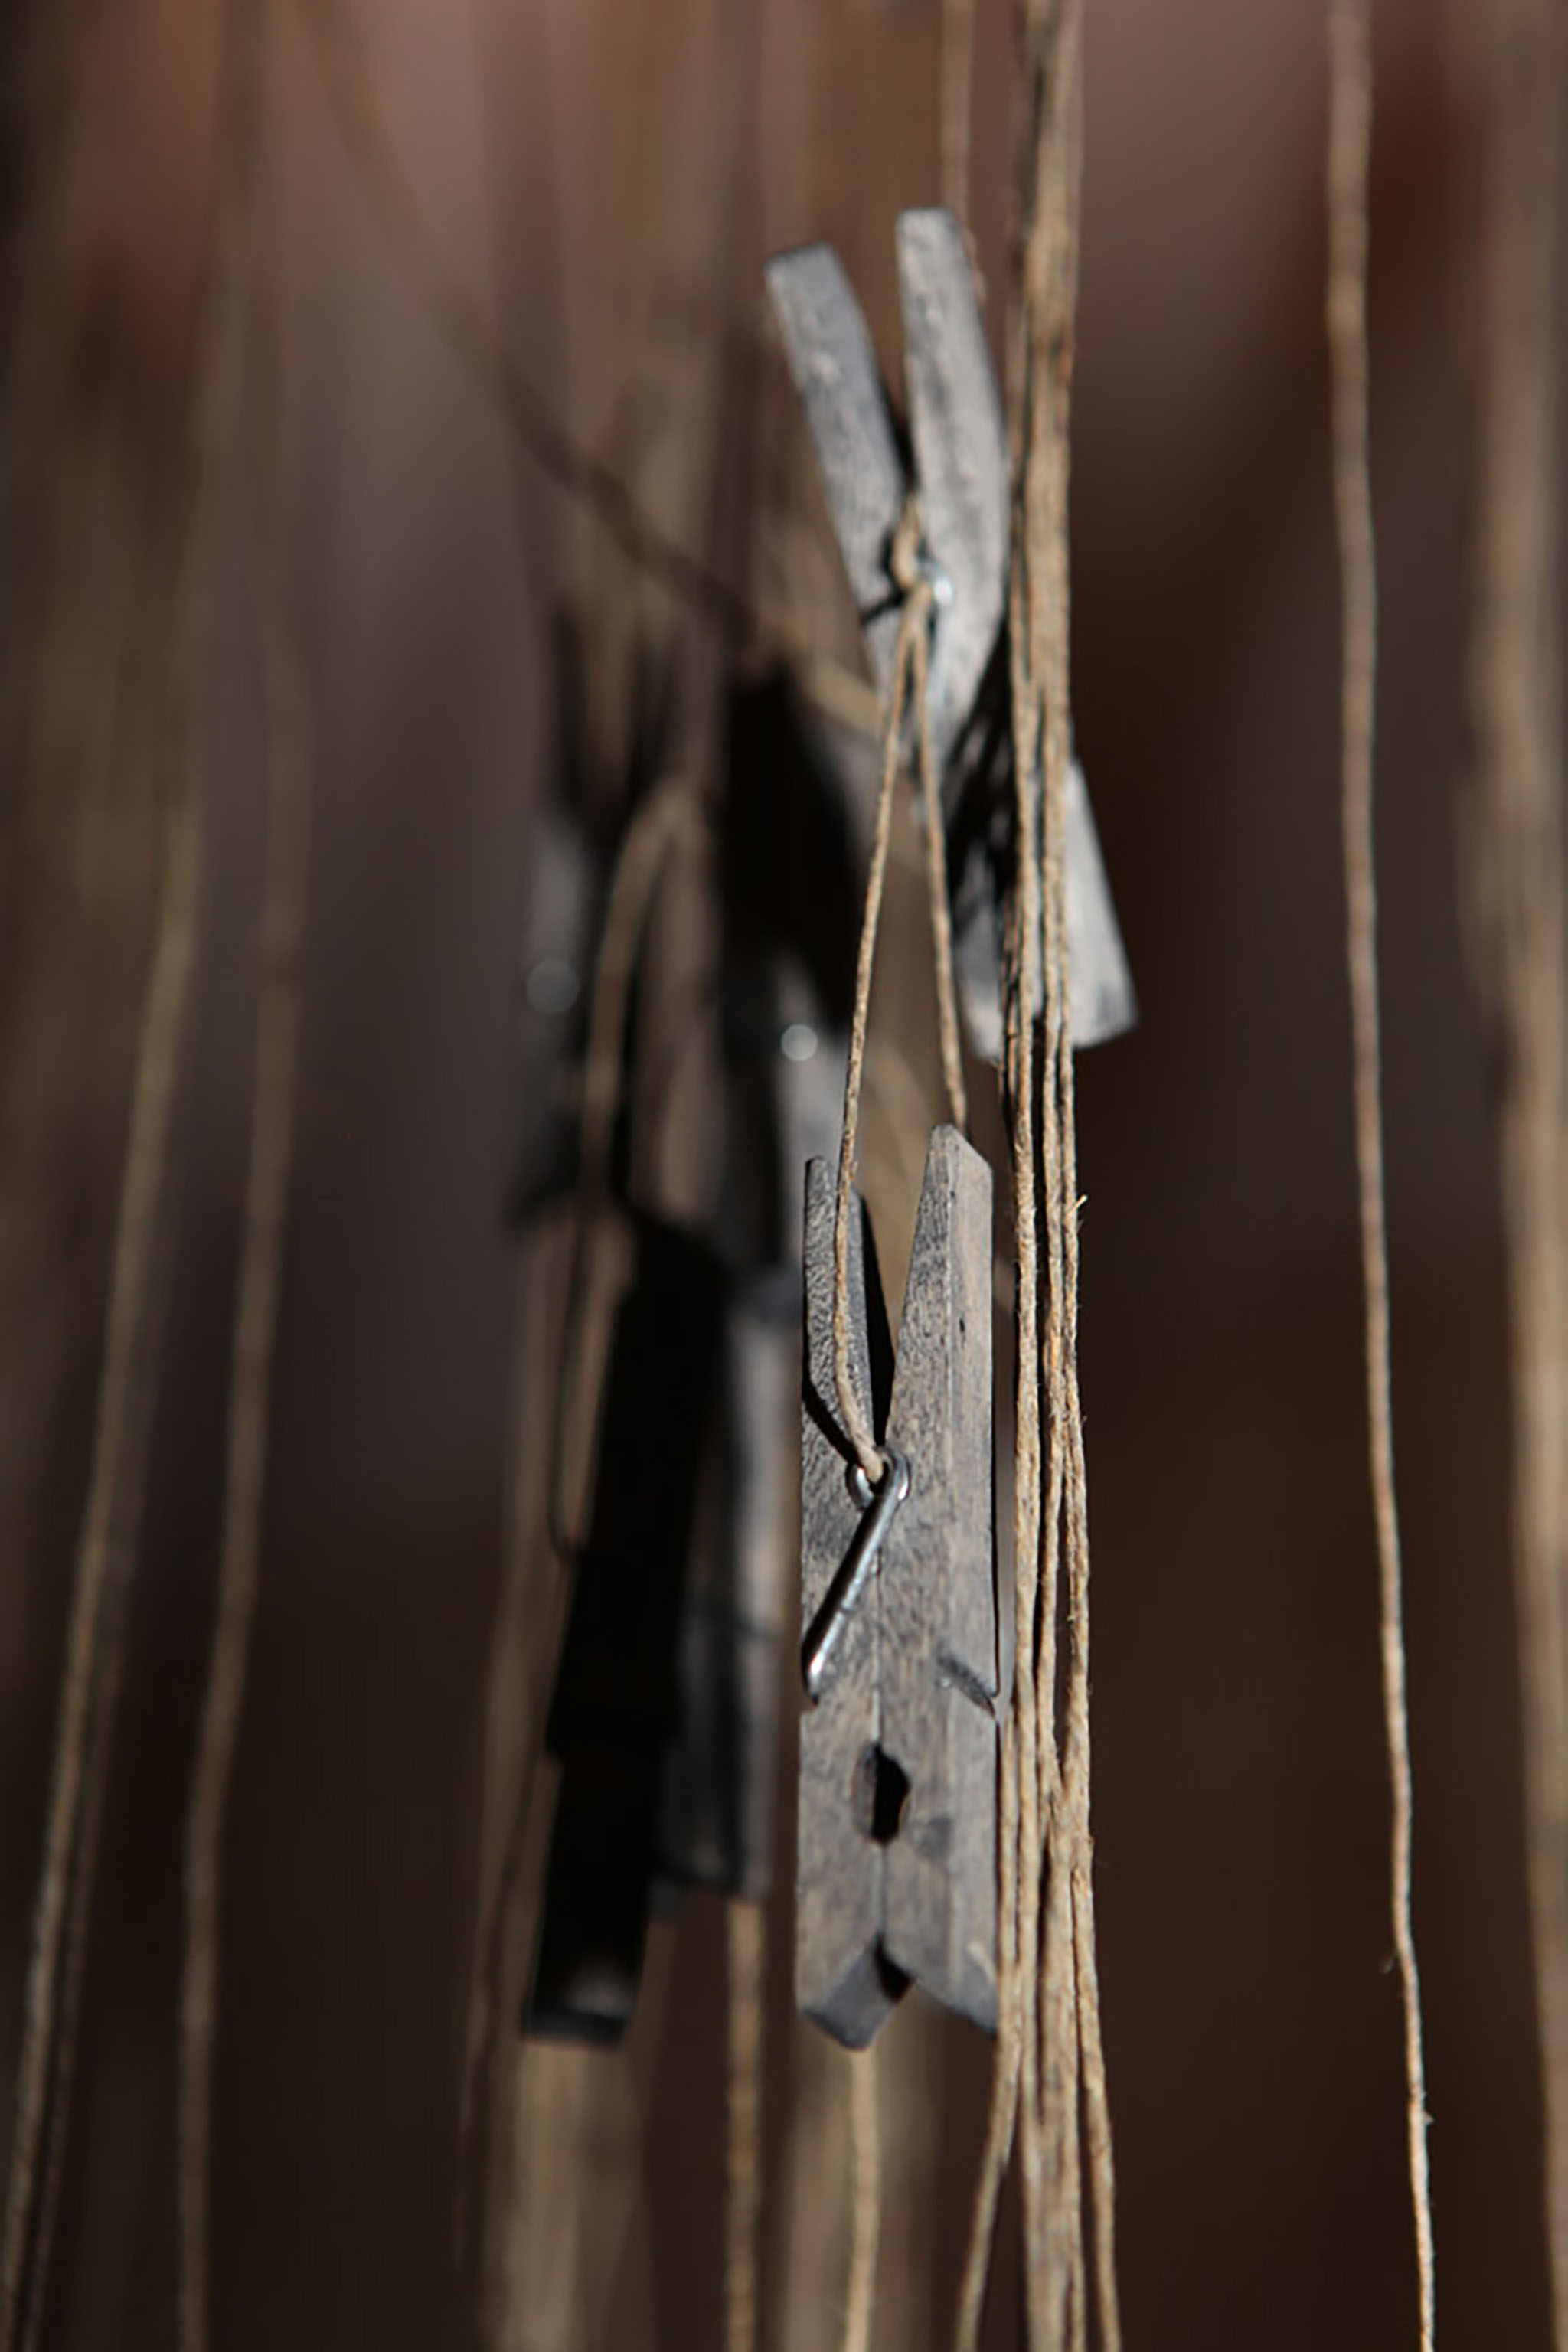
[889,497,933,606]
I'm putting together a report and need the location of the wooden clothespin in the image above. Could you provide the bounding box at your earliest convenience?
[653,675,854,1905]
[798,1132,996,2047]
[521,622,736,2042]
[528,674,857,2034]
[766,207,1137,1059]
[766,213,1132,2053]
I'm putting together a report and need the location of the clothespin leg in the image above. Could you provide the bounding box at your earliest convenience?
[880,1125,998,2032]
[797,1161,903,2047]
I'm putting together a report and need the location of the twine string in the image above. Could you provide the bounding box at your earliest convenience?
[0,0,263,2334]
[956,4,1121,2341]
[830,498,969,1486]
[827,495,969,2352]
[1326,2,1436,2342]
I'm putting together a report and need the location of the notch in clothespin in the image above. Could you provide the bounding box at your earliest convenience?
[798,1129,997,2047]
[766,208,1137,1058]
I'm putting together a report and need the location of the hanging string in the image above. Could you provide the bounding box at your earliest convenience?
[1325,5,1436,2344]
[0,0,263,2336]
[909,598,970,1142]
[823,495,968,2349]
[841,2051,880,2352]
[954,557,1047,2352]
[955,1,1120,2341]
[831,501,968,1488]
[1462,0,1568,2336]
[831,645,908,1485]
[953,1714,1021,2350]
[724,1901,766,2352]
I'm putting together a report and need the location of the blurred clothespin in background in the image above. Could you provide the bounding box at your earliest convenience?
[522,655,860,2043]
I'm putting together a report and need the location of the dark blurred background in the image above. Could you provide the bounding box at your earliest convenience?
[0,0,1554,2346]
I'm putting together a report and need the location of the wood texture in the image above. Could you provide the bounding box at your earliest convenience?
[798,1156,898,2046]
[880,1124,996,2030]
[797,1126,996,2048]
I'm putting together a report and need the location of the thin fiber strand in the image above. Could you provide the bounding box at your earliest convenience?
[825,505,971,2342]
[1325,2,1436,2341]
[725,1902,766,2352]
[841,2052,880,2352]
[0,0,263,2332]
[957,0,1121,2341]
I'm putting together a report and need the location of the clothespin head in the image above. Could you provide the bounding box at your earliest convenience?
[767,209,1138,1060]
[766,211,1003,794]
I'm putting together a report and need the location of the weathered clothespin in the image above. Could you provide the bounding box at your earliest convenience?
[798,1130,996,2047]
[528,675,855,2034]
[521,625,734,2040]
[766,207,1137,1058]
[653,676,856,1904]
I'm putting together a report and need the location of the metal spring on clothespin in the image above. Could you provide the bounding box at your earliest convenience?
[766,206,1138,1061]
[802,1444,911,1704]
